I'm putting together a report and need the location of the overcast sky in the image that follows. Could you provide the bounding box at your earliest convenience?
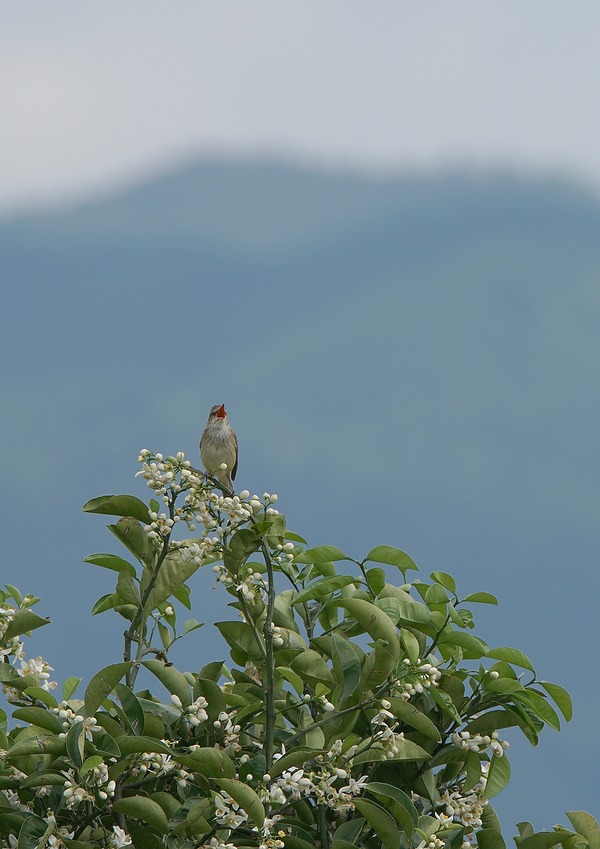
[2,1,600,214]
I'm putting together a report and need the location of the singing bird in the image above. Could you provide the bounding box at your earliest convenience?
[200,403,238,490]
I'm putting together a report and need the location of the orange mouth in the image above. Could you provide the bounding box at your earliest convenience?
[216,404,226,418]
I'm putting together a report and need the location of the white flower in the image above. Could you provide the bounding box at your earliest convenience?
[110,825,133,847]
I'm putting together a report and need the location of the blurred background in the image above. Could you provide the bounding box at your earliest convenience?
[1,0,599,833]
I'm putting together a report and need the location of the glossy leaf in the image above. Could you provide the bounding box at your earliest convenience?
[11,707,62,735]
[292,576,359,605]
[142,660,192,708]
[296,545,348,564]
[430,571,456,593]
[478,829,507,849]
[142,550,206,613]
[84,662,131,716]
[114,736,172,755]
[223,528,261,574]
[353,797,400,849]
[66,721,85,768]
[178,746,236,778]
[115,683,145,735]
[290,650,334,686]
[485,753,511,799]
[514,691,561,731]
[389,699,441,741]
[84,553,137,577]
[341,599,400,661]
[269,747,323,778]
[462,592,499,605]
[438,630,489,656]
[517,831,577,849]
[214,778,265,827]
[488,646,534,671]
[83,494,151,524]
[332,633,362,700]
[108,517,151,564]
[567,812,600,849]
[365,546,418,574]
[540,681,573,721]
[112,796,169,834]
[366,782,418,836]
[62,676,82,700]
[4,609,49,640]
[16,814,48,849]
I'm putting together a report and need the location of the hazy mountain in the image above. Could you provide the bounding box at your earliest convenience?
[2,159,599,829]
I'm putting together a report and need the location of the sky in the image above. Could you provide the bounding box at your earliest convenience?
[2,2,600,215]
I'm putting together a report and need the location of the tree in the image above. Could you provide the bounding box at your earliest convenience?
[0,448,596,849]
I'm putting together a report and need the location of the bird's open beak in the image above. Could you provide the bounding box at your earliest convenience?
[216,404,226,418]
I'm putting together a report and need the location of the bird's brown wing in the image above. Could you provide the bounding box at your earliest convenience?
[232,429,238,481]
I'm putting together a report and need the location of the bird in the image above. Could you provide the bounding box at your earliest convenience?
[199,403,238,490]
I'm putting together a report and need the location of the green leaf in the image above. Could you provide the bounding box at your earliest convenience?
[216,621,264,665]
[80,755,104,777]
[514,690,561,731]
[290,650,334,687]
[487,647,534,671]
[269,747,323,777]
[517,832,577,849]
[142,549,206,613]
[108,517,151,564]
[424,584,449,605]
[388,699,441,741]
[114,736,172,755]
[116,572,140,605]
[4,609,49,640]
[114,683,145,735]
[285,531,308,544]
[365,546,418,574]
[62,677,82,700]
[20,770,67,789]
[354,738,429,765]
[223,528,262,575]
[84,553,137,577]
[194,678,226,721]
[112,796,169,834]
[296,545,348,564]
[332,634,362,701]
[462,592,499,605]
[485,754,511,799]
[540,681,573,722]
[214,778,265,828]
[84,662,131,716]
[65,721,85,768]
[365,782,418,836]
[292,576,360,605]
[178,746,236,778]
[83,494,151,524]
[353,798,400,849]
[478,829,507,849]
[12,707,62,734]
[341,598,400,662]
[366,567,387,595]
[438,630,489,656]
[430,572,456,593]
[143,660,192,708]
[17,814,48,849]
[567,812,600,849]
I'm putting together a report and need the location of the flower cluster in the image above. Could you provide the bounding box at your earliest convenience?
[214,790,249,828]
[451,729,510,758]
[394,659,442,700]
[369,699,408,758]
[438,766,490,836]
[52,702,101,741]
